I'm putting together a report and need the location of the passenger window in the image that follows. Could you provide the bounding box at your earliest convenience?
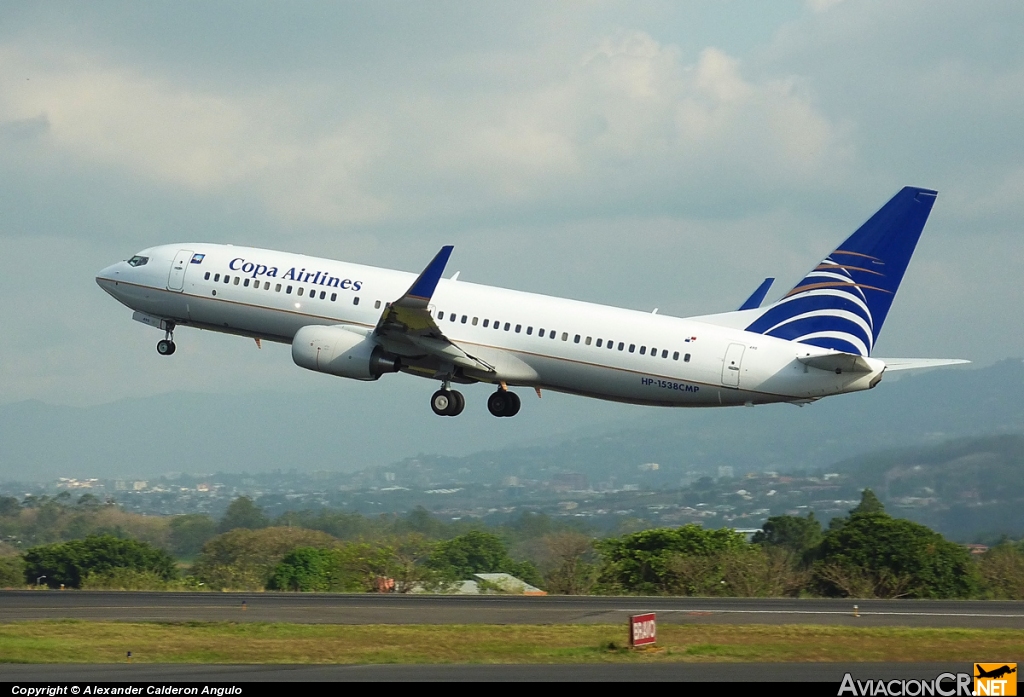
[608,341,614,349]
[264,282,270,290]
[297,287,304,296]
[214,274,221,282]
[538,329,544,338]
[515,324,521,333]
[375,300,381,309]
[461,315,468,324]
[629,344,635,353]
[618,342,624,351]
[286,286,293,294]
[585,337,592,346]
[495,321,501,330]
[451,314,456,322]
[276,284,282,292]
[640,346,646,355]
[243,278,250,287]
[526,326,533,335]
[551,332,556,340]
[354,297,360,305]
[472,317,478,326]
[320,291,326,299]
[561,332,568,341]
[224,276,230,284]
[596,338,602,347]
[673,351,679,360]
[331,293,337,302]
[574,334,581,344]
[684,353,691,362]
[662,349,668,358]
[204,272,211,280]
[504,322,510,331]
[483,319,489,328]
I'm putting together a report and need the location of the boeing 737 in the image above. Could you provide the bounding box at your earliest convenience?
[96,186,967,417]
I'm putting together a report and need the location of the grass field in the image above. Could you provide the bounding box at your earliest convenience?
[0,622,1021,664]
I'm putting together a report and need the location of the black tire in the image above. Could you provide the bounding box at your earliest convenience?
[157,339,175,356]
[487,391,508,417]
[449,391,465,416]
[505,391,521,417]
[431,390,453,416]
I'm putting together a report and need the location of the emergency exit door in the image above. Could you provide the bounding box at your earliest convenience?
[721,343,745,387]
[167,249,194,292]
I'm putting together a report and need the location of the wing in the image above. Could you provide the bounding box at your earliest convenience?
[374,246,495,374]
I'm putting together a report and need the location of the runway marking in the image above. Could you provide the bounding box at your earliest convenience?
[641,609,1024,618]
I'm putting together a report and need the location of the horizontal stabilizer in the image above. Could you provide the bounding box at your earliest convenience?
[877,357,970,372]
[798,351,876,374]
[738,278,775,311]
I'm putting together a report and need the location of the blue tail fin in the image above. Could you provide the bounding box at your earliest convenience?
[744,187,937,356]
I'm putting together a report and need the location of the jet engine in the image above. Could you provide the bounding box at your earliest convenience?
[291,325,400,381]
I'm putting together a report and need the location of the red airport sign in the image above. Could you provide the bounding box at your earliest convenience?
[629,613,656,647]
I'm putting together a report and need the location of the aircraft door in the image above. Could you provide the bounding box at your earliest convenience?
[721,343,745,387]
[167,249,194,292]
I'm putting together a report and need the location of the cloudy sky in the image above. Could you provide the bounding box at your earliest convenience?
[1,0,1021,419]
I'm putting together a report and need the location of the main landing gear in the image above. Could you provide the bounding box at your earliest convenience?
[487,388,520,418]
[430,381,522,418]
[156,322,176,356]
[431,387,465,417]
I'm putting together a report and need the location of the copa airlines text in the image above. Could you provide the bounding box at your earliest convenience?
[96,187,967,418]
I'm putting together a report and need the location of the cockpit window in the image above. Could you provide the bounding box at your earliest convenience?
[127,255,149,267]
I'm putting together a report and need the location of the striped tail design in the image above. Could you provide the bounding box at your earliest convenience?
[744,187,937,356]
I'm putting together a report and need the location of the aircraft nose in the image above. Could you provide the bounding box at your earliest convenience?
[95,262,125,289]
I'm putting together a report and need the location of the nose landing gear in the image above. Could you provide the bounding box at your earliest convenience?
[156,322,176,356]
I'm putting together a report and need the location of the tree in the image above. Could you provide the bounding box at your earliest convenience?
[596,525,748,594]
[814,512,979,598]
[22,535,177,589]
[0,497,20,517]
[426,530,541,586]
[977,542,1024,599]
[218,497,268,533]
[851,489,885,515]
[752,513,822,562]
[191,526,339,590]
[268,543,392,592]
[539,532,597,595]
[169,514,217,558]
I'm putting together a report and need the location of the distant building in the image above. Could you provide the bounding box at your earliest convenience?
[551,473,588,491]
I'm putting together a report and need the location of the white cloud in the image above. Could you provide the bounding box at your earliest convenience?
[0,32,851,229]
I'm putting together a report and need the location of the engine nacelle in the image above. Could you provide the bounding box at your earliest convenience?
[291,324,400,381]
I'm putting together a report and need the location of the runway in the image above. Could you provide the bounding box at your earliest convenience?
[3,591,1022,628]
[0,662,976,682]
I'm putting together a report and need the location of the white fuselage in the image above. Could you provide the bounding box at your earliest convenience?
[96,243,885,408]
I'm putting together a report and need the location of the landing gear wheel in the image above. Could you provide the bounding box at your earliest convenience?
[431,390,452,416]
[449,390,465,416]
[487,390,521,417]
[156,339,176,356]
[505,391,521,417]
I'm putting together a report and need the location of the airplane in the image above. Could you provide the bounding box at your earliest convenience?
[96,186,967,418]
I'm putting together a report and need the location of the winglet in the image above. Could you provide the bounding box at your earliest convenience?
[398,246,454,308]
[738,278,774,311]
